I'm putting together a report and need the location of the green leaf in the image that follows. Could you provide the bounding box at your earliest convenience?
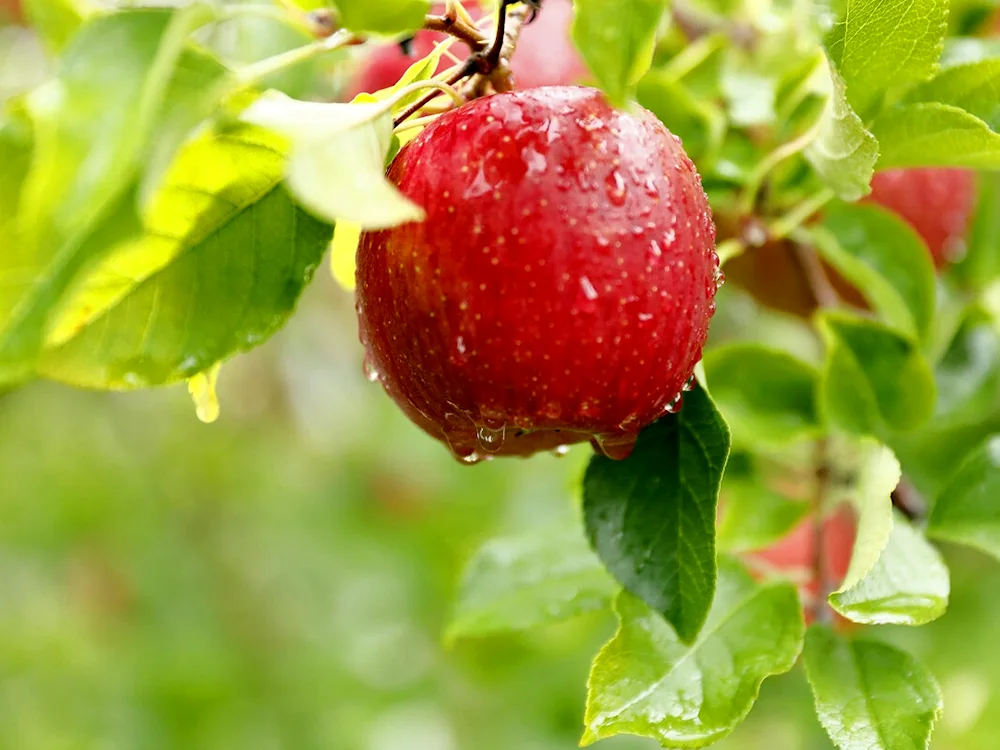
[955,172,1000,289]
[572,0,667,107]
[829,515,949,625]
[804,626,942,750]
[812,204,937,341]
[818,312,936,436]
[825,0,947,119]
[582,561,803,748]
[927,436,1000,560]
[332,0,429,35]
[903,59,1000,130]
[871,103,1000,169]
[718,483,810,553]
[39,124,333,388]
[803,58,878,201]
[636,71,725,162]
[445,525,618,642]
[829,438,900,594]
[583,386,730,643]
[0,111,32,232]
[22,0,96,54]
[703,344,821,445]
[892,418,1000,499]
[241,91,424,229]
[0,6,216,385]
[141,45,230,206]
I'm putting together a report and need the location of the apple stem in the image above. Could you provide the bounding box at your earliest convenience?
[791,241,841,309]
[425,12,489,52]
[810,439,834,625]
[393,0,534,127]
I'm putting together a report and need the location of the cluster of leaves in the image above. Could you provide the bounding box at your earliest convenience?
[2,0,1000,748]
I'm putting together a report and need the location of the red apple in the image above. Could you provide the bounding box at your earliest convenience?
[356,86,719,462]
[865,167,976,267]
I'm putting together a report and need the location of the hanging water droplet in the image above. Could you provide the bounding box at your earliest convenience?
[476,423,507,453]
[665,392,684,414]
[460,451,484,465]
[714,266,726,289]
[188,362,222,424]
[605,170,626,206]
[682,374,697,392]
[362,355,381,383]
[552,444,572,457]
[592,432,638,460]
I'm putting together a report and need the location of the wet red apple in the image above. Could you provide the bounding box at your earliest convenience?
[356,86,719,462]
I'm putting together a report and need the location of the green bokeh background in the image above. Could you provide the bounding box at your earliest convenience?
[2,6,1000,749]
[2,274,1000,750]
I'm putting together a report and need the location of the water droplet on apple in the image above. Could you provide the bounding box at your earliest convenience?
[592,432,638,460]
[665,392,684,414]
[362,355,381,383]
[682,375,697,392]
[605,170,626,206]
[579,275,598,301]
[552,444,572,457]
[476,423,506,453]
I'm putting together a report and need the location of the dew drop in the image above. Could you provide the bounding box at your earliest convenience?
[579,275,599,301]
[187,362,221,424]
[605,170,627,206]
[665,392,684,414]
[592,432,638,460]
[714,267,726,290]
[460,451,484,465]
[476,423,507,453]
[682,374,697,392]
[552,444,572,457]
[362,355,381,383]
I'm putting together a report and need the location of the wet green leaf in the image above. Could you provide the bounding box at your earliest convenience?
[804,626,942,750]
[583,560,803,748]
[583,386,730,643]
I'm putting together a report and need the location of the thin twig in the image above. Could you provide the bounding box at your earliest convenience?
[810,440,834,625]
[425,13,488,51]
[791,241,841,309]
[891,478,927,523]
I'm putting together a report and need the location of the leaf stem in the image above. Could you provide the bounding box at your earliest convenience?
[740,121,823,215]
[769,188,835,240]
[235,28,357,86]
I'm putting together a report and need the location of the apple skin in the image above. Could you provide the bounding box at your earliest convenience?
[344,0,585,99]
[356,86,718,462]
[864,167,977,267]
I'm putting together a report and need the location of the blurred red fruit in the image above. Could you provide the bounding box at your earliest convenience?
[356,86,718,462]
[344,0,585,99]
[749,506,856,624]
[865,168,976,267]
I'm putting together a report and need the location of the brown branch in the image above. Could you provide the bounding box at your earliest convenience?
[810,439,834,626]
[891,477,927,522]
[424,13,488,52]
[791,241,842,309]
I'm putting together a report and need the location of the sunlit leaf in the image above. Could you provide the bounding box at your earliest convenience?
[583,560,803,748]
[804,626,942,750]
[0,6,216,385]
[40,124,332,388]
[829,515,949,625]
[445,524,617,642]
[241,91,424,229]
[872,103,1000,169]
[803,58,877,201]
[825,0,947,118]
